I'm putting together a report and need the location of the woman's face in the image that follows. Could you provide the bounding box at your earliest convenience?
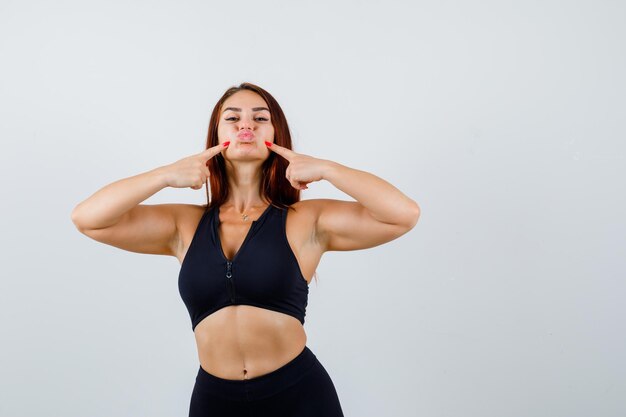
[217,90,274,160]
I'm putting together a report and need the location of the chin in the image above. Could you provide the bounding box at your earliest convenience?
[225,150,268,160]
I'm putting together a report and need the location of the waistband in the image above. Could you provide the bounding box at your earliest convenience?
[194,345,318,402]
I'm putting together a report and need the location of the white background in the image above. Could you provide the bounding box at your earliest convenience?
[1,0,624,416]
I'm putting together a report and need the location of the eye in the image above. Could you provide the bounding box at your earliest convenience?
[225,116,269,122]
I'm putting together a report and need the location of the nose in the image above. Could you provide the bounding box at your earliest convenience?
[238,119,254,131]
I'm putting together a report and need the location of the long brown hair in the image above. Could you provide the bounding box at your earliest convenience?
[203,82,300,212]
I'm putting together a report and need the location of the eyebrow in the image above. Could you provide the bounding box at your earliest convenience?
[222,106,270,113]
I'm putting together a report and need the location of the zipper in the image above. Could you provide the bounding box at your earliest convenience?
[226,261,235,302]
[216,204,272,305]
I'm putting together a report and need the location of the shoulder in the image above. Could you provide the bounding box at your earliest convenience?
[171,204,209,247]
[285,198,328,219]
[173,204,207,227]
[171,203,208,223]
[291,199,371,252]
[287,198,343,216]
[165,204,211,261]
[285,199,341,242]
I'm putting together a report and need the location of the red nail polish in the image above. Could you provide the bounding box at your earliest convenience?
[223,141,230,147]
[264,141,272,147]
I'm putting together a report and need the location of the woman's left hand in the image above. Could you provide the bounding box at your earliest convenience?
[265,141,330,190]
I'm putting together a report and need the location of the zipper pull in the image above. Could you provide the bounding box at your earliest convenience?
[226,261,234,302]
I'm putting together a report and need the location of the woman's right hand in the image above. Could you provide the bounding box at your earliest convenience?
[162,141,230,189]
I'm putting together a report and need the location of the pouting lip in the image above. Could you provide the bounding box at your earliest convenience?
[237,131,255,139]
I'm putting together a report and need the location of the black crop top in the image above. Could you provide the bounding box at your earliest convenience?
[178,203,309,331]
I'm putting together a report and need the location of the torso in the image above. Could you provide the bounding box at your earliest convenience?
[174,200,323,380]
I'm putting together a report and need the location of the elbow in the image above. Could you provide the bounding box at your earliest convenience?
[71,205,87,230]
[70,207,79,227]
[401,202,421,230]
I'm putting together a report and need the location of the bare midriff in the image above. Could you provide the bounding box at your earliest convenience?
[193,306,308,380]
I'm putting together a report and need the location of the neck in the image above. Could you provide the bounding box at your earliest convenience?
[223,161,267,213]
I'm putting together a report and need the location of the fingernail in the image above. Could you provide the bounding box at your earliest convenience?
[223,141,230,147]
[264,141,272,147]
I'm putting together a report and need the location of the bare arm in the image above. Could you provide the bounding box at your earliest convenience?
[265,142,420,253]
[315,162,420,251]
[70,166,182,257]
[71,167,169,230]
[321,161,420,227]
[70,142,227,257]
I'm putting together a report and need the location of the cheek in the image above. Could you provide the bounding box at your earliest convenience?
[216,126,230,138]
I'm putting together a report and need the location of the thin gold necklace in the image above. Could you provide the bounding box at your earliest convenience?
[235,204,267,222]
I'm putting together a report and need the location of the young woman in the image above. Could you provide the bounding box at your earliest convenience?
[71,82,420,416]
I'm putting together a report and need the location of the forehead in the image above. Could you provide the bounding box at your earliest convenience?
[222,90,269,112]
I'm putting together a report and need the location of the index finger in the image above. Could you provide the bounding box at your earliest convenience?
[266,141,296,161]
[200,141,230,161]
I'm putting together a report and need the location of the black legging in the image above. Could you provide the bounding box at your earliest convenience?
[188,345,345,417]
